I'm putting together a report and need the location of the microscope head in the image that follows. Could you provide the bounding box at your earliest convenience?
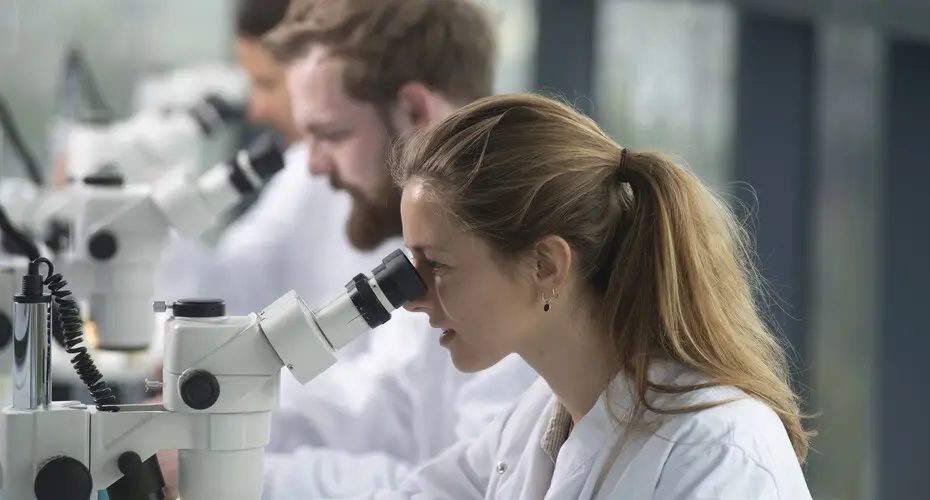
[133,64,250,115]
[49,134,284,352]
[152,132,285,239]
[63,93,244,187]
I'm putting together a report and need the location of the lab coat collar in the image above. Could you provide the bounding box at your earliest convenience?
[546,360,684,475]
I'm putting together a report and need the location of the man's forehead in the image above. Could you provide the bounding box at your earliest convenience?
[288,47,344,93]
[287,48,360,119]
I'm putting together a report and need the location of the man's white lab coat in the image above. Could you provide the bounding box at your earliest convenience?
[155,143,541,498]
[354,361,812,500]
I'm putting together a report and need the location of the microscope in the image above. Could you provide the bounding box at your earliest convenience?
[0,248,425,500]
[0,132,285,409]
[50,132,285,352]
[132,64,249,116]
[62,93,242,185]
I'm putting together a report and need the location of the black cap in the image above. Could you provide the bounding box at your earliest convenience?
[83,165,124,187]
[372,249,427,308]
[172,298,226,318]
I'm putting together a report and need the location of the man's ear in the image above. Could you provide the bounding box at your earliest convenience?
[391,82,442,131]
[530,235,573,292]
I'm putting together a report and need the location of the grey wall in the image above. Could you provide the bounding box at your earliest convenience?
[0,0,234,179]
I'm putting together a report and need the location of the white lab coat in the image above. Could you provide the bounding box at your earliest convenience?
[356,360,812,500]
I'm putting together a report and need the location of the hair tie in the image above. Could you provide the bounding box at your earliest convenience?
[616,147,633,184]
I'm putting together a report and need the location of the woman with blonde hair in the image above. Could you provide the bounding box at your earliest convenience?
[373,93,813,499]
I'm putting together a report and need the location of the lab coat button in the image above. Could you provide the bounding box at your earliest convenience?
[495,461,508,475]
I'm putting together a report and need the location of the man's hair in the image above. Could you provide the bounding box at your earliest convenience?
[235,0,292,38]
[262,0,497,106]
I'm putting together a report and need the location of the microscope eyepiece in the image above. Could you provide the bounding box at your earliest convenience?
[202,94,243,123]
[345,250,426,329]
[372,249,427,309]
[245,133,286,181]
[190,94,244,136]
[226,133,285,195]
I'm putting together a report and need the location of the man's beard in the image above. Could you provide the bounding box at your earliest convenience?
[340,110,404,251]
[339,180,404,251]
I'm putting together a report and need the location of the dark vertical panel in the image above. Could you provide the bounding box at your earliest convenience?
[533,0,596,116]
[732,13,815,391]
[879,38,930,498]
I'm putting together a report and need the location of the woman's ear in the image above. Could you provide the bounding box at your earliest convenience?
[531,235,573,292]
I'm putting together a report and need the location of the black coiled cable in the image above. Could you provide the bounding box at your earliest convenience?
[33,257,119,412]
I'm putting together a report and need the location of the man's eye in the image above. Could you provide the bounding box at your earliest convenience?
[321,130,349,142]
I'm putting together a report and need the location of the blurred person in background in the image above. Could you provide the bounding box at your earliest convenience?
[156,0,371,318]
[151,0,383,496]
[155,0,538,498]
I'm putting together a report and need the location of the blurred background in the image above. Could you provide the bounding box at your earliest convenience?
[0,0,927,498]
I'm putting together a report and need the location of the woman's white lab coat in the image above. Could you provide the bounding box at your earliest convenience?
[359,361,812,500]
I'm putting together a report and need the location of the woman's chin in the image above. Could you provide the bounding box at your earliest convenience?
[448,347,493,373]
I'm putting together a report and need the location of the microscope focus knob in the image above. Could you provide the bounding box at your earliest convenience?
[88,230,118,260]
[180,369,221,410]
[34,456,93,500]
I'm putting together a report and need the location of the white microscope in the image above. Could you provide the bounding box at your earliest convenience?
[0,132,286,407]
[132,64,249,116]
[0,248,425,500]
[50,131,285,353]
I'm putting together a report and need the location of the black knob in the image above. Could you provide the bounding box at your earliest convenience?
[245,133,285,181]
[34,456,93,500]
[172,298,226,318]
[88,230,118,260]
[180,369,220,410]
[108,452,167,500]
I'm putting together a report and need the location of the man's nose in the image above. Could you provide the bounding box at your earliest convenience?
[306,143,331,175]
